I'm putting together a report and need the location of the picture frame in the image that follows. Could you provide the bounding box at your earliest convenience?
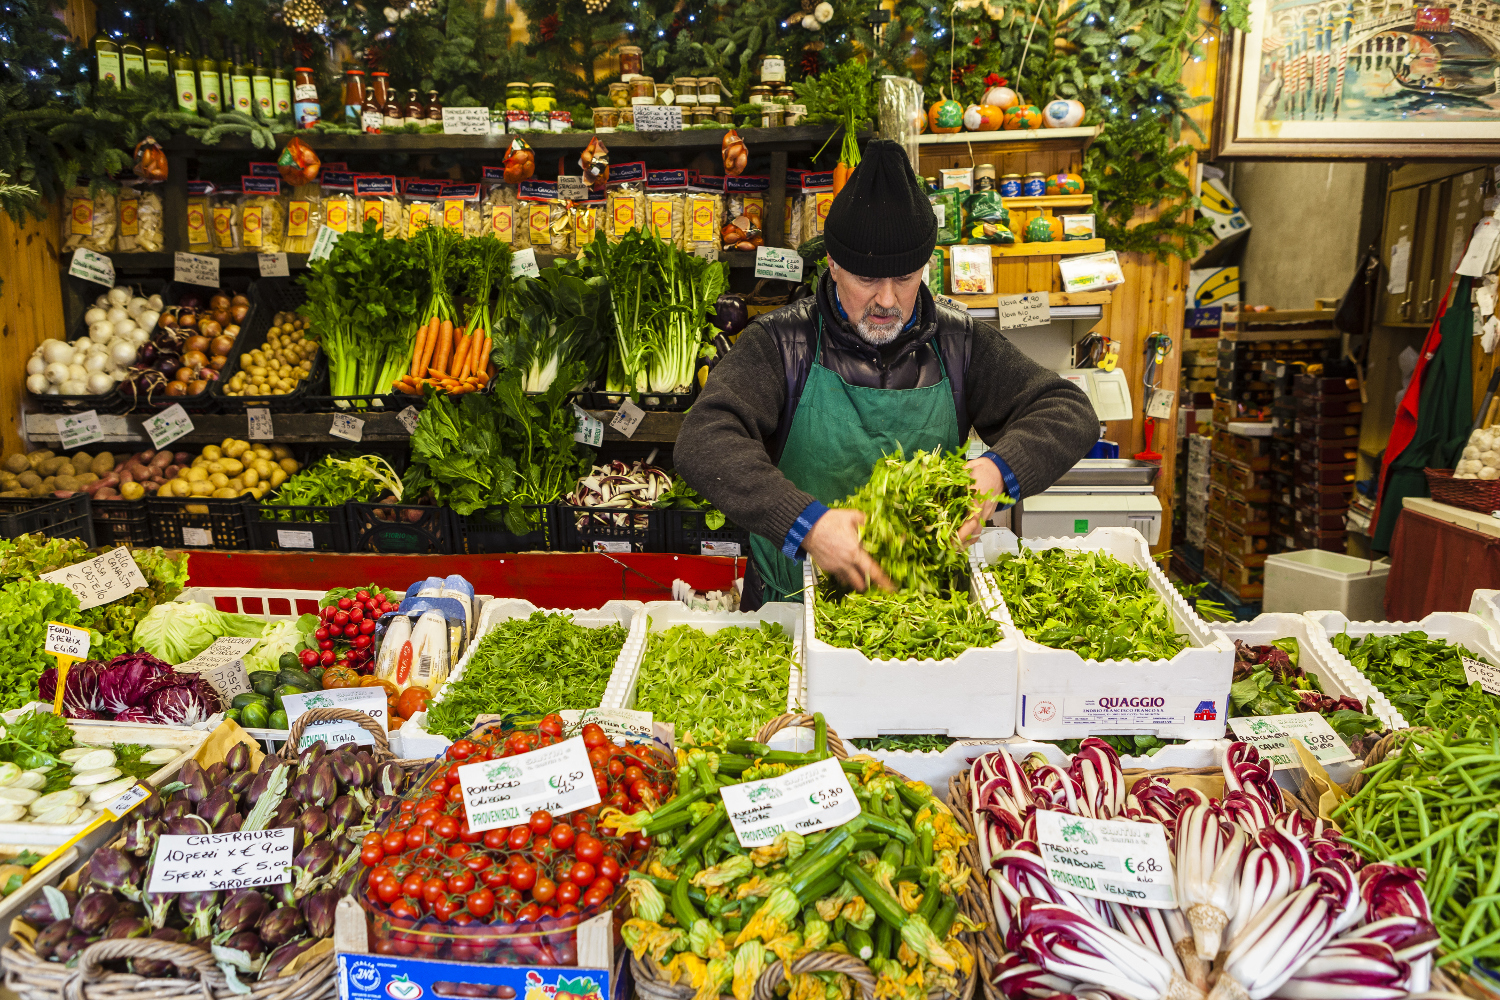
[1214,7,1500,160]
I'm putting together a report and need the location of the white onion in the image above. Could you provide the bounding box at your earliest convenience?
[84,307,107,325]
[41,341,73,365]
[43,362,68,385]
[66,363,87,382]
[138,309,159,333]
[147,294,164,311]
[60,379,88,395]
[112,319,136,339]
[83,352,108,373]
[126,296,148,318]
[128,328,149,346]
[106,286,130,307]
[109,341,137,367]
[25,357,45,376]
[94,294,110,309]
[88,321,113,340]
[26,374,48,394]
[44,385,58,395]
[105,306,128,323]
[111,370,128,382]
[86,373,113,395]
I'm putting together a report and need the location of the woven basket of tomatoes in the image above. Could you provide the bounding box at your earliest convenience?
[357,713,675,968]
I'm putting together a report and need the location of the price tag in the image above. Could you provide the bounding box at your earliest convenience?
[557,176,589,202]
[56,411,104,451]
[1226,713,1354,771]
[68,248,115,287]
[257,253,290,277]
[692,245,719,261]
[754,246,804,282]
[173,251,220,287]
[572,404,604,447]
[182,527,213,547]
[458,736,600,832]
[103,783,151,819]
[510,247,540,278]
[144,403,194,450]
[633,105,683,131]
[609,399,646,438]
[441,106,490,135]
[39,546,148,611]
[44,622,90,661]
[719,756,860,847]
[992,292,1051,331]
[277,529,315,550]
[701,540,741,557]
[559,708,653,744]
[330,413,364,442]
[592,540,632,553]
[1146,388,1176,420]
[247,408,273,440]
[1463,656,1500,695]
[308,225,341,263]
[175,636,259,701]
[146,828,294,892]
[282,687,389,744]
[398,406,421,434]
[1035,809,1177,909]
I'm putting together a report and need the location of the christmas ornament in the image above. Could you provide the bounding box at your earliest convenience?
[1043,99,1085,128]
[408,0,438,13]
[981,74,1017,110]
[962,103,1002,131]
[928,99,963,134]
[803,14,820,29]
[1045,172,1085,195]
[814,1,834,21]
[282,0,327,33]
[1025,214,1061,242]
[538,13,560,39]
[1002,104,1041,130]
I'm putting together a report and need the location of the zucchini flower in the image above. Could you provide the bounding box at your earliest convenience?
[735,886,800,946]
[688,800,719,824]
[935,852,972,893]
[694,855,754,888]
[815,880,857,922]
[871,957,925,1000]
[839,895,875,930]
[764,930,803,967]
[899,913,958,973]
[897,881,925,915]
[930,810,969,852]
[787,974,826,1000]
[944,935,974,978]
[601,805,652,834]
[663,953,708,988]
[694,955,734,1000]
[626,878,668,922]
[622,918,683,962]
[803,915,830,951]
[848,755,885,782]
[731,941,767,1000]
[744,762,791,781]
[688,918,723,959]
[750,830,806,868]
[735,874,785,900]
[649,860,679,882]
[902,779,935,805]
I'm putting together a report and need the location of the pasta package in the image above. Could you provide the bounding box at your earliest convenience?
[282,193,323,253]
[209,183,241,253]
[402,179,445,237]
[684,179,723,257]
[320,170,357,234]
[185,181,214,249]
[482,167,527,250]
[62,184,116,253]
[800,171,835,241]
[573,199,605,252]
[441,182,484,237]
[116,184,164,253]
[239,176,287,253]
[518,180,561,250]
[645,169,689,248]
[361,175,407,238]
[604,161,646,241]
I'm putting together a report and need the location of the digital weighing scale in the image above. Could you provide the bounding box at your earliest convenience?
[1011,459,1163,544]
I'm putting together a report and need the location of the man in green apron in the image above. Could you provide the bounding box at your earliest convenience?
[676,140,1099,607]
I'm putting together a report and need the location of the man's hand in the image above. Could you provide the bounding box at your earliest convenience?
[802,508,895,593]
[957,458,1005,545]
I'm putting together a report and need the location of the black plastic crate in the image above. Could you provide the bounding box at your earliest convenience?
[0,495,94,544]
[300,392,410,413]
[347,502,456,554]
[662,508,750,556]
[120,280,260,416]
[213,277,322,413]
[554,504,664,553]
[147,495,252,549]
[579,386,696,413]
[458,505,554,553]
[250,503,351,552]
[90,496,152,547]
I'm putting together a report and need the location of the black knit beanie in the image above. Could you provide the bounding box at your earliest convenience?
[823,139,935,278]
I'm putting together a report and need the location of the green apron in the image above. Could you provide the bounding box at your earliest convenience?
[749,319,963,601]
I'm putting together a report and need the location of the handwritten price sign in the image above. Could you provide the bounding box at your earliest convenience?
[458,736,600,832]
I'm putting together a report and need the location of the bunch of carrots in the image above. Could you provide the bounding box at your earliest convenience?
[393,232,507,397]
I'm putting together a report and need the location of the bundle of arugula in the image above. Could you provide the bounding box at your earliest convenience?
[261,452,402,519]
[633,621,796,740]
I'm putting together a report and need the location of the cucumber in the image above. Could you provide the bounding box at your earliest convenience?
[269,709,288,730]
[230,692,269,710]
[241,701,270,729]
[278,669,317,691]
[249,671,278,697]
[306,666,324,684]
[278,651,302,672]
[224,707,242,723]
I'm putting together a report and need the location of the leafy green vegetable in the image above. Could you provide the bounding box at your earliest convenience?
[2,580,106,712]
[112,743,162,782]
[1330,630,1500,735]
[989,547,1187,660]
[849,734,957,752]
[634,622,796,741]
[426,612,629,739]
[133,602,267,665]
[1053,735,1178,758]
[509,264,610,394]
[1229,638,1387,756]
[244,618,317,674]
[0,709,74,769]
[262,452,402,516]
[815,588,1002,661]
[653,479,726,530]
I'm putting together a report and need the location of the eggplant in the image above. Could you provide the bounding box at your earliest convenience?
[216,811,243,834]
[225,769,255,797]
[167,814,211,836]
[217,889,268,936]
[710,293,748,335]
[53,933,90,964]
[261,937,315,980]
[32,919,72,960]
[328,795,361,838]
[72,891,119,933]
[124,816,163,856]
[197,790,234,831]
[161,799,193,823]
[104,914,150,940]
[22,888,75,926]
[134,927,186,977]
[224,743,252,774]
[256,904,306,947]
[299,889,337,939]
[178,889,221,939]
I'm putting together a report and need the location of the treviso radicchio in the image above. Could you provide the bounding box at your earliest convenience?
[146,678,222,725]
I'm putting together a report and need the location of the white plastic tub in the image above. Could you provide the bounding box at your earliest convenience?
[861,737,1228,789]
[1470,589,1500,632]
[1263,551,1390,620]
[802,557,1018,740]
[976,526,1234,741]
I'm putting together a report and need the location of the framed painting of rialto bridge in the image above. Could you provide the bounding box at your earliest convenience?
[1216,0,1500,157]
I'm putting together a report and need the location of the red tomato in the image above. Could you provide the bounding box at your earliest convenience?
[483,828,509,851]
[401,874,425,899]
[623,766,645,785]
[377,879,402,904]
[461,853,494,873]
[418,844,442,861]
[446,783,465,804]
[532,876,557,904]
[581,723,607,749]
[516,903,542,923]
[597,857,621,883]
[418,795,446,815]
[574,834,604,864]
[458,820,482,844]
[449,739,479,760]
[539,713,565,738]
[423,877,447,905]
[427,777,448,794]
[445,763,464,785]
[480,867,509,890]
[582,887,610,908]
[566,861,595,886]
[557,881,580,905]
[466,888,495,918]
[383,831,406,855]
[606,790,629,810]
[404,827,427,850]
[446,844,468,859]
[587,746,610,767]
[550,824,575,850]
[390,898,421,921]
[400,801,417,813]
[510,862,538,891]
[447,869,475,894]
[529,810,553,835]
[498,888,524,912]
[361,832,384,850]
[592,767,609,791]
[434,815,459,841]
[361,845,384,866]
[606,759,625,778]
[629,778,652,802]
[556,902,581,918]
[590,876,615,898]
[508,826,532,850]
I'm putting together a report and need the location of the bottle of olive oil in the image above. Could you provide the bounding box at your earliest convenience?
[170,31,198,114]
[251,48,274,118]
[196,35,221,111]
[218,41,234,114]
[231,44,254,115]
[271,53,292,118]
[120,23,145,88]
[91,15,122,91]
[143,19,169,79]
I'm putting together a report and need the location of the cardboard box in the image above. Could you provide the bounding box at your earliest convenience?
[1190,265,1241,308]
[1199,177,1250,239]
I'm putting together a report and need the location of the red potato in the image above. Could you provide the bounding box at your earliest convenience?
[150,452,172,469]
[138,449,156,463]
[163,465,180,479]
[94,488,118,499]
[116,469,133,484]
[403,509,424,524]
[175,452,190,465]
[142,482,159,494]
[53,491,76,498]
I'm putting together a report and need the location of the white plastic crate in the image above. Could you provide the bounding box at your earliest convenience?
[1470,589,1500,632]
[177,587,326,620]
[603,602,804,727]
[976,526,1234,741]
[802,556,1017,740]
[855,737,1227,789]
[1306,610,1500,731]
[1263,551,1390,620]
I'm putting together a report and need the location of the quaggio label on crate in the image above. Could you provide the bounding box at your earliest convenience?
[145,403,194,450]
[56,410,104,450]
[1027,694,1215,728]
[719,756,860,847]
[1035,809,1176,909]
[1463,656,1500,696]
[339,956,611,1000]
[39,546,148,611]
[282,688,389,747]
[147,828,294,892]
[175,636,258,701]
[1227,713,1354,770]
[457,736,601,832]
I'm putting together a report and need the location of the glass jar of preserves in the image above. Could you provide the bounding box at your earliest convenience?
[999,173,1023,197]
[531,110,550,132]
[674,77,698,104]
[785,103,806,127]
[715,106,733,124]
[774,83,796,103]
[974,164,997,190]
[748,84,772,104]
[531,82,556,111]
[759,53,786,82]
[697,76,722,106]
[654,81,674,104]
[593,106,619,131]
[505,81,530,110]
[1022,172,1046,196]
[621,108,635,125]
[608,81,630,107]
[619,45,643,79]
[761,103,785,127]
[629,75,655,105]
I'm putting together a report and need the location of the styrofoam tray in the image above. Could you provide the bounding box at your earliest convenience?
[975,526,1233,741]
[802,554,1017,740]
[603,602,804,725]
[1471,590,1500,633]
[402,599,644,753]
[1305,610,1500,731]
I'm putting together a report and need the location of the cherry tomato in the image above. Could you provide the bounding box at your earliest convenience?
[532,876,557,904]
[427,778,449,794]
[510,861,537,891]
[550,824,575,850]
[592,767,609,791]
[422,877,447,905]
[400,801,416,813]
[582,887,610,908]
[606,759,625,778]
[499,888,524,912]
[556,902,581,918]
[587,746,610,767]
[581,723,607,749]
[575,834,604,864]
[418,844,443,861]
[433,895,460,921]
[446,783,465,804]
[446,844,468,860]
[447,870,476,894]
[466,888,495,918]
[361,845,384,866]
[418,795,446,814]
[590,876,615,899]
[483,828,510,851]
[401,873,425,899]
[458,819,482,844]
[557,881,581,905]
[597,857,621,883]
[567,861,595,886]
[362,832,384,850]
[623,766,645,785]
[445,764,464,785]
[606,790,629,810]
[461,853,494,873]
[449,739,479,760]
[404,827,427,850]
[539,713,565,738]
[516,903,542,923]
[434,815,459,840]
[376,878,402,904]
[480,867,509,890]
[529,811,553,835]
[508,826,533,850]
[629,778,653,802]
[390,898,420,921]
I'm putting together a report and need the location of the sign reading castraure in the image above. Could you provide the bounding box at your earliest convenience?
[147,829,294,892]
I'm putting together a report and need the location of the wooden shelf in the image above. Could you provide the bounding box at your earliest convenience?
[999,194,1094,210]
[918,126,1098,152]
[948,290,1113,308]
[940,238,1105,259]
[66,249,760,274]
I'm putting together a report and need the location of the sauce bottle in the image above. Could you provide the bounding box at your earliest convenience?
[196,38,221,111]
[143,19,169,79]
[292,66,319,127]
[251,49,274,118]
[403,88,424,126]
[369,71,390,118]
[383,89,404,129]
[342,68,366,127]
[169,31,198,114]
[120,26,145,88]
[361,88,382,134]
[272,56,292,117]
[230,44,254,114]
[424,89,443,122]
[91,16,122,91]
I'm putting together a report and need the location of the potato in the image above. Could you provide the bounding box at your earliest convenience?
[16,471,39,489]
[206,460,224,474]
[209,472,229,489]
[190,480,213,496]
[251,446,273,461]
[40,477,55,490]
[191,458,208,470]
[170,479,192,497]
[28,484,50,497]
[228,477,244,490]
[221,458,244,475]
[269,467,289,488]
[186,504,210,515]
[149,451,172,469]
[250,458,272,478]
[94,487,119,500]
[185,467,207,483]
[26,450,53,469]
[55,462,75,478]
[91,453,115,475]
[36,457,65,476]
[53,476,78,493]
[225,440,249,459]
[211,487,237,498]
[0,490,27,498]
[3,455,29,474]
[278,458,300,474]
[70,450,92,468]
[242,468,260,487]
[75,473,98,486]
[120,481,144,501]
[202,445,222,461]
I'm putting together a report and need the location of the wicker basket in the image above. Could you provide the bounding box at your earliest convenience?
[948,772,1005,1000]
[630,713,978,1000]
[1425,468,1500,515]
[0,710,428,1000]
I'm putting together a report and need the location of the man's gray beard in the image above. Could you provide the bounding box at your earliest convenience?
[855,314,903,344]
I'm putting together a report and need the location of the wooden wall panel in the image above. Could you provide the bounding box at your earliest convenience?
[0,211,66,456]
